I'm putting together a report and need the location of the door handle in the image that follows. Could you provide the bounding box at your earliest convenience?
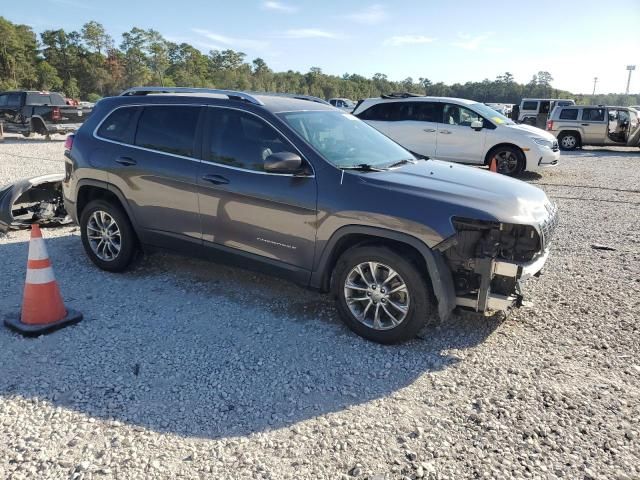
[115,156,136,166]
[201,174,229,185]
[581,123,589,126]
[423,128,436,132]
[440,130,452,134]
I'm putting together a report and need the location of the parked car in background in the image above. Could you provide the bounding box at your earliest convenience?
[546,104,640,150]
[486,103,510,116]
[352,94,559,176]
[518,98,575,127]
[61,87,557,344]
[328,98,356,111]
[0,90,92,138]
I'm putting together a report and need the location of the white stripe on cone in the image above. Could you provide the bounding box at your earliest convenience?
[28,238,49,261]
[25,267,56,284]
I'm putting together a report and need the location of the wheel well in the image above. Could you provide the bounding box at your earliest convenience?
[484,143,526,166]
[558,130,581,143]
[76,185,124,218]
[30,117,46,134]
[322,234,429,292]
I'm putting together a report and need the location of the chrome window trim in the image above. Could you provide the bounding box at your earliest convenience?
[92,103,315,178]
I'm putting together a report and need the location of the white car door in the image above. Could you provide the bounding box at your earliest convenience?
[435,103,486,163]
[359,101,438,157]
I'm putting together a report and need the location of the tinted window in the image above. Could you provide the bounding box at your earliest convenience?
[582,108,605,122]
[357,102,404,121]
[0,94,7,107]
[559,109,579,120]
[7,93,21,108]
[97,107,139,143]
[408,102,440,122]
[135,106,200,157]
[205,109,294,172]
[26,93,66,106]
[443,104,483,126]
[522,101,538,111]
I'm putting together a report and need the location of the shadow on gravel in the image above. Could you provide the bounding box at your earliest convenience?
[515,171,543,182]
[0,233,501,440]
[571,147,640,158]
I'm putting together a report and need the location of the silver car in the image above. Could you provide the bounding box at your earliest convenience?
[546,105,640,150]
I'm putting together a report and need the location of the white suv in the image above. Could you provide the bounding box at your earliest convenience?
[352,95,560,176]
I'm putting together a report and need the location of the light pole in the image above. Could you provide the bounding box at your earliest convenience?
[592,77,598,96]
[625,65,636,95]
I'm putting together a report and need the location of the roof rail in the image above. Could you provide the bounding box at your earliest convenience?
[253,92,331,105]
[381,92,423,99]
[119,86,264,106]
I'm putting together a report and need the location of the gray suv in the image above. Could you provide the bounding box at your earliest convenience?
[62,88,557,344]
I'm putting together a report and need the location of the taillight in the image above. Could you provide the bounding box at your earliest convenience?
[546,120,554,131]
[64,134,74,151]
[52,106,61,121]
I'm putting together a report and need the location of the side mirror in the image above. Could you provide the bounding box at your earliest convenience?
[264,151,303,174]
[470,120,483,131]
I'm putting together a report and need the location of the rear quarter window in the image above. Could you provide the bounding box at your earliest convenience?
[97,107,139,144]
[559,109,579,120]
[522,101,538,111]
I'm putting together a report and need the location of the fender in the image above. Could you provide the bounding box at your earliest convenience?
[311,225,456,321]
[74,179,142,238]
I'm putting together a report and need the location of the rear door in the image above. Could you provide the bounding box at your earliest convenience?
[580,107,607,144]
[0,93,24,129]
[435,103,486,163]
[197,106,317,271]
[97,104,203,248]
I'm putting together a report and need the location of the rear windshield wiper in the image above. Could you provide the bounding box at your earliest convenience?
[340,163,387,172]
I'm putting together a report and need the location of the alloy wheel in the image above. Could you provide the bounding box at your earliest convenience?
[561,135,576,149]
[87,210,121,261]
[343,261,410,330]
[494,150,520,174]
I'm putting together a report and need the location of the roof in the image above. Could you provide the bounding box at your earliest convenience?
[360,96,478,105]
[118,87,333,113]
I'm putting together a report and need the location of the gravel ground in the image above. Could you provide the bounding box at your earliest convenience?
[1,133,639,480]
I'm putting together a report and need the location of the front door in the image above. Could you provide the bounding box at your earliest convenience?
[197,107,317,270]
[580,107,607,144]
[435,104,486,163]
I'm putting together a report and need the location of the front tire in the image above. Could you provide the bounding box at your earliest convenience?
[80,199,137,272]
[332,245,435,344]
[558,132,579,150]
[487,146,525,176]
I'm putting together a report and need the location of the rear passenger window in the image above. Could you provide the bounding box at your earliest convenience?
[582,108,605,122]
[357,102,403,121]
[0,95,7,107]
[559,109,579,120]
[97,107,138,144]
[205,108,293,172]
[522,101,538,111]
[7,94,21,108]
[408,102,441,122]
[135,106,200,157]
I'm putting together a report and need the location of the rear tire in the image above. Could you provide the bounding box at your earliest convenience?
[21,131,33,138]
[80,199,137,272]
[332,245,435,344]
[558,132,579,150]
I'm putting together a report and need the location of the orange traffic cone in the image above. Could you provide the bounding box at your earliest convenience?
[4,225,82,337]
[489,157,498,173]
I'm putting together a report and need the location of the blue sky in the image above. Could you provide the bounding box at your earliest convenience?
[4,0,640,93]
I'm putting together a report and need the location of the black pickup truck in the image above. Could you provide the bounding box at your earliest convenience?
[0,90,92,138]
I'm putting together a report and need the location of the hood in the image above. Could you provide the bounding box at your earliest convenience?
[359,160,552,226]
[505,123,556,141]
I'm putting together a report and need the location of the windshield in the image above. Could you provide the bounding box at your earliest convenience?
[279,111,414,168]
[470,102,515,125]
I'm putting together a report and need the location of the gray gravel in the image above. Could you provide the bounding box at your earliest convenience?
[1,133,639,479]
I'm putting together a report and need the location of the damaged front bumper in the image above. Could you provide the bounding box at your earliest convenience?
[455,248,549,312]
[0,174,72,232]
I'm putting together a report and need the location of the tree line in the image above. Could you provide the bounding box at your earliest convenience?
[1,17,637,106]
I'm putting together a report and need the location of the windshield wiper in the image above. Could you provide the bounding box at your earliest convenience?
[340,163,387,172]
[387,158,417,168]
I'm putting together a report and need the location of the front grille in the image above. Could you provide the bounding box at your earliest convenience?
[540,202,559,247]
[551,140,559,152]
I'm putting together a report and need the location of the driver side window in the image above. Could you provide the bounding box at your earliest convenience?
[205,108,295,172]
[443,104,483,127]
